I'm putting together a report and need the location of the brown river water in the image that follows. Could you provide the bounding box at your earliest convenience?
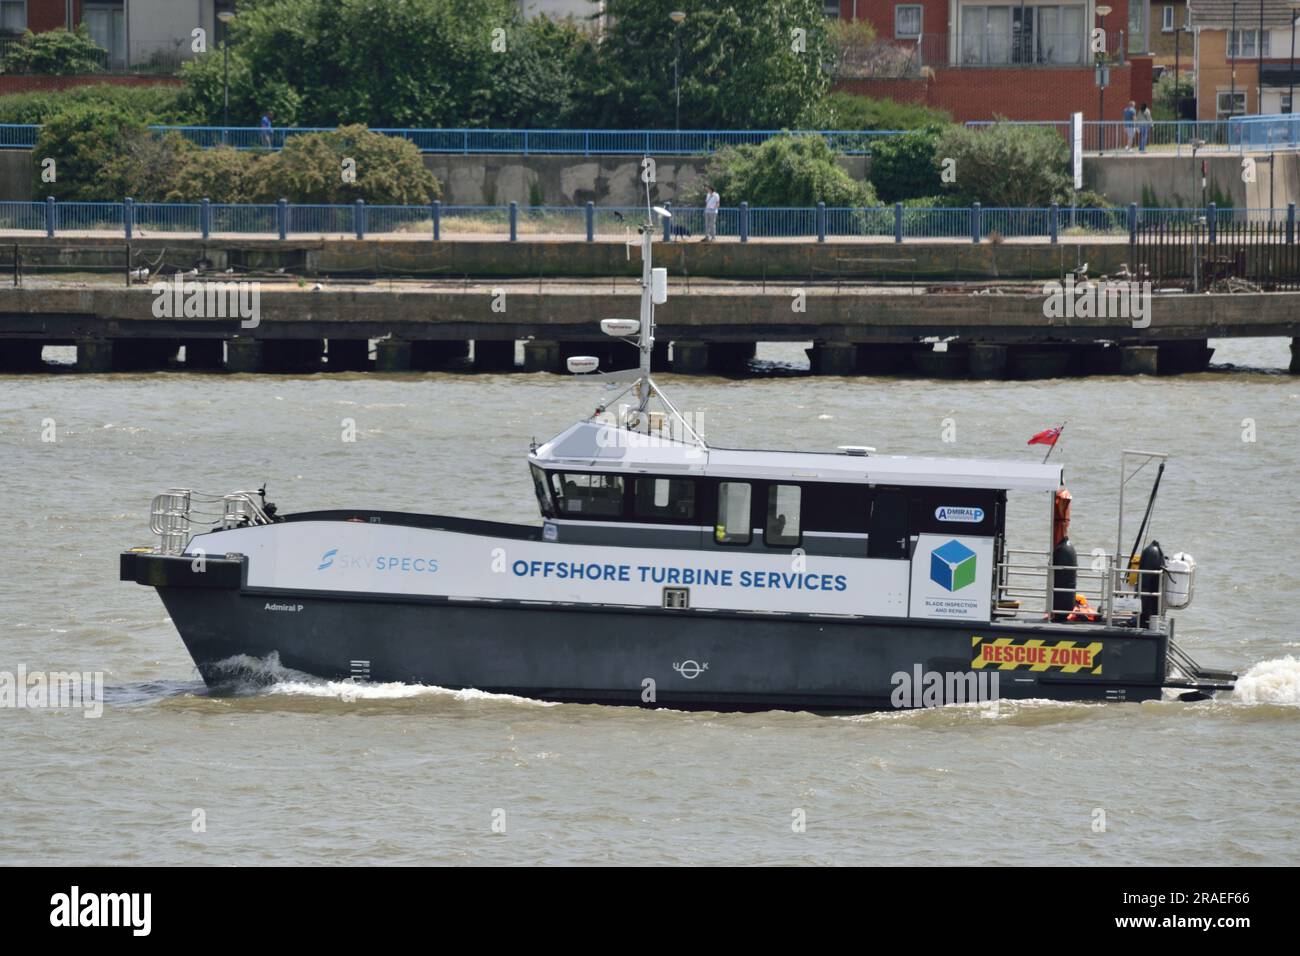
[1,340,1298,865]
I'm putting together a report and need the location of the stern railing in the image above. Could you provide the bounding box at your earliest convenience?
[997,548,1166,629]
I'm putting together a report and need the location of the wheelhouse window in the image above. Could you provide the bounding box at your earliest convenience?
[550,472,624,517]
[529,465,554,518]
[765,484,802,547]
[714,482,752,544]
[633,477,696,522]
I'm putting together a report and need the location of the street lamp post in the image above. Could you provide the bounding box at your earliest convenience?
[1230,0,1238,118]
[218,11,236,133]
[1259,0,1266,115]
[670,11,685,136]
[1289,2,1300,120]
[1096,5,1112,152]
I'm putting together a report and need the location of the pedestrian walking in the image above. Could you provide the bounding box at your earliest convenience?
[1137,102,1153,153]
[703,185,719,242]
[1123,101,1136,151]
[260,110,275,149]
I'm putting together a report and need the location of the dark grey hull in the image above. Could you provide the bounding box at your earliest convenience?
[147,582,1175,711]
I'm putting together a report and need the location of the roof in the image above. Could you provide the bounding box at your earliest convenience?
[531,421,1064,492]
[1189,0,1300,28]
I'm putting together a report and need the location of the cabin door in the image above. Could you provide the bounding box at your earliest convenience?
[867,491,909,559]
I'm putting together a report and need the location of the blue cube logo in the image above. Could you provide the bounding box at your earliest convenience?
[931,539,977,592]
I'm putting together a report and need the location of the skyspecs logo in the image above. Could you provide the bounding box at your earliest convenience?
[930,539,977,592]
[50,887,150,936]
[316,549,438,573]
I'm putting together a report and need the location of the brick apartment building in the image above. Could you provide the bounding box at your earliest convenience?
[1,0,235,70]
[1188,0,1300,118]
[827,0,1155,122]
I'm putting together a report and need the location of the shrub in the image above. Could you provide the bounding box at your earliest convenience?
[1,27,105,76]
[0,84,194,125]
[255,125,441,204]
[699,134,878,208]
[933,121,1072,207]
[164,146,261,203]
[815,92,952,131]
[32,104,149,201]
[867,126,946,202]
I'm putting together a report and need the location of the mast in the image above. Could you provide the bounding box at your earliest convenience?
[637,222,654,414]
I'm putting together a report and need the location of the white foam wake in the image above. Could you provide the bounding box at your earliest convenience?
[205,652,556,706]
[1232,656,1300,706]
[272,678,558,706]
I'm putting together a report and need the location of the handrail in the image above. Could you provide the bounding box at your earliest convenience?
[3,200,1296,244]
[997,549,1166,629]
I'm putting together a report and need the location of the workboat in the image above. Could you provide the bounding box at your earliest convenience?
[120,206,1236,711]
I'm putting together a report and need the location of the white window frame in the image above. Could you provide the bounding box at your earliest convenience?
[1228,29,1270,58]
[895,4,923,39]
[0,0,26,36]
[1216,89,1247,119]
[1162,6,1173,32]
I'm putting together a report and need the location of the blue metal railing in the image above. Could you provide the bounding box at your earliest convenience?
[968,116,1300,154]
[4,200,1296,244]
[0,124,907,154]
[3,120,1298,154]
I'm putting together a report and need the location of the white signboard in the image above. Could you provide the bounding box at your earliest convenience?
[1071,111,1084,190]
[192,520,911,618]
[908,533,995,622]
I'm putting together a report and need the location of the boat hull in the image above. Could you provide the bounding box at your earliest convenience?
[127,553,1172,710]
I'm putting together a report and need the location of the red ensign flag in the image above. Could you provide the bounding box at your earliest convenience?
[1027,427,1061,447]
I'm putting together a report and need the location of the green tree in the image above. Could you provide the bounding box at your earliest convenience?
[867,127,945,202]
[180,0,590,128]
[589,0,831,128]
[933,122,1072,207]
[0,27,105,76]
[699,134,877,207]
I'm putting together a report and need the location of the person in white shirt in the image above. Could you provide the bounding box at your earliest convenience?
[704,186,719,241]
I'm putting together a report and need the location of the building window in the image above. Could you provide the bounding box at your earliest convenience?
[824,0,841,17]
[633,477,696,522]
[551,472,624,517]
[0,0,25,35]
[84,3,127,69]
[1161,6,1174,31]
[1228,29,1270,58]
[715,482,752,545]
[1217,90,1247,119]
[959,5,1086,65]
[765,484,802,548]
[895,4,922,38]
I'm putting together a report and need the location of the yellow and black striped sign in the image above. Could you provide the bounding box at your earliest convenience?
[971,637,1102,675]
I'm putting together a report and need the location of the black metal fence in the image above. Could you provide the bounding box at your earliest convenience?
[1131,219,1300,291]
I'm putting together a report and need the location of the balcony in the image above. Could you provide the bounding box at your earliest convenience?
[830,30,1127,78]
